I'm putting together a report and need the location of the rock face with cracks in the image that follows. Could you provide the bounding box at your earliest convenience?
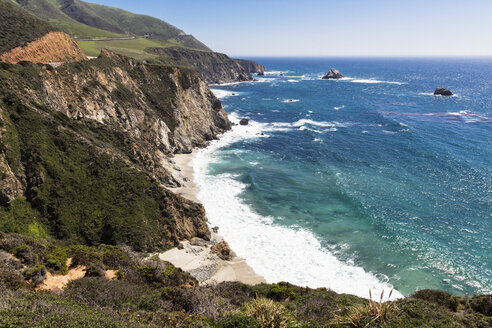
[0,48,231,251]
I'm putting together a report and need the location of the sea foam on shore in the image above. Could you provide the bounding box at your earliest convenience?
[192,113,403,300]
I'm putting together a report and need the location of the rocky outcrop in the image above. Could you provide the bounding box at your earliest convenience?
[239,118,249,126]
[0,49,229,250]
[148,47,263,84]
[211,241,233,261]
[234,58,266,75]
[434,88,453,96]
[0,31,86,64]
[322,68,344,79]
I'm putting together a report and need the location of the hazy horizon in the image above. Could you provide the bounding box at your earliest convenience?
[86,0,492,57]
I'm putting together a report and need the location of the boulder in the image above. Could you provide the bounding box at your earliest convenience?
[322,68,344,79]
[257,72,265,76]
[211,241,234,261]
[239,118,249,126]
[434,88,453,96]
[190,237,209,247]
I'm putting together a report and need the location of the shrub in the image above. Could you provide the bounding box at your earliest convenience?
[469,294,492,316]
[411,289,459,312]
[0,264,25,289]
[334,289,400,327]
[101,245,132,269]
[243,298,297,328]
[84,264,106,278]
[268,282,299,301]
[44,247,68,274]
[218,313,262,328]
[13,244,34,264]
[23,265,47,286]
[70,245,102,267]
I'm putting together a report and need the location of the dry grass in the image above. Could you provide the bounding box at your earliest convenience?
[333,289,400,327]
[243,297,297,328]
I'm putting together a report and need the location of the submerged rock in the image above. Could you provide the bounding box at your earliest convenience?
[239,118,249,126]
[434,88,453,96]
[322,68,344,79]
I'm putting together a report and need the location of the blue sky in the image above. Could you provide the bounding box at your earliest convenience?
[87,0,492,57]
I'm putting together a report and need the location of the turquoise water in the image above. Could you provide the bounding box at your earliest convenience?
[197,58,491,298]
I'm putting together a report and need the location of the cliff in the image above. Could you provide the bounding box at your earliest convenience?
[235,58,266,75]
[0,31,86,64]
[0,49,230,251]
[149,47,263,84]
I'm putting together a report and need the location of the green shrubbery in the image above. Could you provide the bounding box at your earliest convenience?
[0,1,57,54]
[0,69,188,251]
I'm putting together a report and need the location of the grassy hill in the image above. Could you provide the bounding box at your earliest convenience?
[0,1,57,53]
[10,0,210,51]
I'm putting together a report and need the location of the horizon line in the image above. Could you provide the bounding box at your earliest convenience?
[230,54,492,59]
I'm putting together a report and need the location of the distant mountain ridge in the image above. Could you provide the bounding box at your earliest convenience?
[11,0,210,50]
[8,0,265,83]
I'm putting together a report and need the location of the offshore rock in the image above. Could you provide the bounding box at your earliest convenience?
[322,68,344,79]
[239,118,249,126]
[434,88,453,96]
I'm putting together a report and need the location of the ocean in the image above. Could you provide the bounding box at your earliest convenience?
[194,57,491,299]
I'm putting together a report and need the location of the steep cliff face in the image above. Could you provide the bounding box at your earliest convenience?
[0,49,230,251]
[149,47,261,84]
[234,58,266,75]
[0,31,86,64]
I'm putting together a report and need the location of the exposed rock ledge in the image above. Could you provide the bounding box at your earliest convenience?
[0,31,86,64]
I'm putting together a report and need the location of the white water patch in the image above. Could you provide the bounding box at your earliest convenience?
[281,99,300,103]
[264,70,292,75]
[287,79,300,83]
[348,78,406,85]
[211,89,240,99]
[293,119,350,128]
[334,105,345,110]
[192,119,403,300]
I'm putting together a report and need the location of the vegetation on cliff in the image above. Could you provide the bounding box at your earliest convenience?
[0,49,231,250]
[0,233,490,327]
[0,1,57,54]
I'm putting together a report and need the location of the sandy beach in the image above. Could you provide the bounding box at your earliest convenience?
[164,151,266,286]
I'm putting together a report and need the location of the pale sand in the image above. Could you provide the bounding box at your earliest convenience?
[168,151,200,203]
[165,152,266,286]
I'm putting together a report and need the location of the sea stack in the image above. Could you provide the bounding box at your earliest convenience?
[434,88,453,96]
[322,68,344,79]
[239,118,249,125]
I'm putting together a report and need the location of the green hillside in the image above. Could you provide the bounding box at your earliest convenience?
[0,1,57,53]
[11,0,210,51]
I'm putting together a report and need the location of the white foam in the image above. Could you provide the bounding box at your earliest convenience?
[349,78,406,85]
[192,122,403,300]
[281,99,300,103]
[334,105,345,110]
[287,79,300,83]
[211,89,240,99]
[264,70,292,75]
[293,119,349,128]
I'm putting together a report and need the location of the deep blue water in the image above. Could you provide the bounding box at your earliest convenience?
[203,58,491,297]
